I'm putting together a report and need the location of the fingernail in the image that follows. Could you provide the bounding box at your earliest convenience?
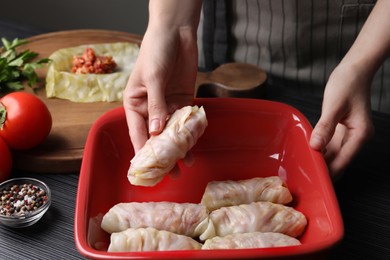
[149,119,160,134]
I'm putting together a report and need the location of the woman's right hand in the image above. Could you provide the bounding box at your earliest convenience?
[123,0,202,153]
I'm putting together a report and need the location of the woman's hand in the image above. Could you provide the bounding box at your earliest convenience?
[310,0,389,180]
[310,62,374,180]
[123,0,202,152]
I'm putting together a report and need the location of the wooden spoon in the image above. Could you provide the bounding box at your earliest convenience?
[196,63,267,98]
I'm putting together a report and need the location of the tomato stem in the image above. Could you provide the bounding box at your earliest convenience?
[0,102,6,129]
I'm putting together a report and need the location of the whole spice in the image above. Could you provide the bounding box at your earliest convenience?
[0,183,49,217]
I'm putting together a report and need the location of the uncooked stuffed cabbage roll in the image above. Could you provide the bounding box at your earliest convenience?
[108,227,202,252]
[204,201,307,240]
[202,232,301,249]
[201,176,293,211]
[128,105,208,186]
[101,202,215,239]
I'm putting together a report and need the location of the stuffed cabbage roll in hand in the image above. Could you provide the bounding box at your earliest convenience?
[108,227,202,252]
[202,232,301,249]
[101,202,215,239]
[128,105,208,186]
[205,201,307,240]
[201,176,293,211]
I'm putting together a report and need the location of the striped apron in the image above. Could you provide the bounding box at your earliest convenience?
[198,0,390,113]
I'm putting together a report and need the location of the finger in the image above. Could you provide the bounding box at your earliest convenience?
[327,124,371,176]
[310,120,337,151]
[322,124,345,170]
[321,128,346,182]
[310,102,344,151]
[125,109,149,153]
[182,151,194,167]
[168,153,193,181]
[147,81,169,136]
[169,164,181,180]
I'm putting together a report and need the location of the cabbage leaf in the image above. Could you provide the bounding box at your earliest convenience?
[45,42,139,102]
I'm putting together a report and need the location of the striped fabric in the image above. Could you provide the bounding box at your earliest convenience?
[199,0,390,113]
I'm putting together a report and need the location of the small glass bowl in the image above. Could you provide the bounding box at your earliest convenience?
[0,177,51,228]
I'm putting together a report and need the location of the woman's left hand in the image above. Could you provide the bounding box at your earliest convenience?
[310,62,375,180]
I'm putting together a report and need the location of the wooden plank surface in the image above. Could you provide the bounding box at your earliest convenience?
[13,30,142,173]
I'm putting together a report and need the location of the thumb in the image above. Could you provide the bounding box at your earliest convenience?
[147,82,169,136]
[310,113,338,151]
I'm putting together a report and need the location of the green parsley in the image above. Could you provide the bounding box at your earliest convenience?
[0,37,50,93]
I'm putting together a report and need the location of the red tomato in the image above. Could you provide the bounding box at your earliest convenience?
[0,137,12,182]
[0,92,52,150]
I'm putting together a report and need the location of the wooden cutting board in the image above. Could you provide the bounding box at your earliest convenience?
[12,30,267,173]
[12,30,142,173]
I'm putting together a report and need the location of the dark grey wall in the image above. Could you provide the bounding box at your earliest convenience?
[0,0,148,35]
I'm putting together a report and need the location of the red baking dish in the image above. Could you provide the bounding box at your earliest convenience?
[75,98,343,259]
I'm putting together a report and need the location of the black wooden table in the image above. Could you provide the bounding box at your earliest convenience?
[1,17,390,260]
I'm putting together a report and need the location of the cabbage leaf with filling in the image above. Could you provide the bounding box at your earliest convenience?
[45,42,139,102]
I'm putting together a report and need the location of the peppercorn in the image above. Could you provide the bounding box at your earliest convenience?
[0,183,49,217]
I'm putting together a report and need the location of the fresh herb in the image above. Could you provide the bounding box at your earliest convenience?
[0,37,50,93]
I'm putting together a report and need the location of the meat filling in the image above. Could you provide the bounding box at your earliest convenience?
[71,48,117,74]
